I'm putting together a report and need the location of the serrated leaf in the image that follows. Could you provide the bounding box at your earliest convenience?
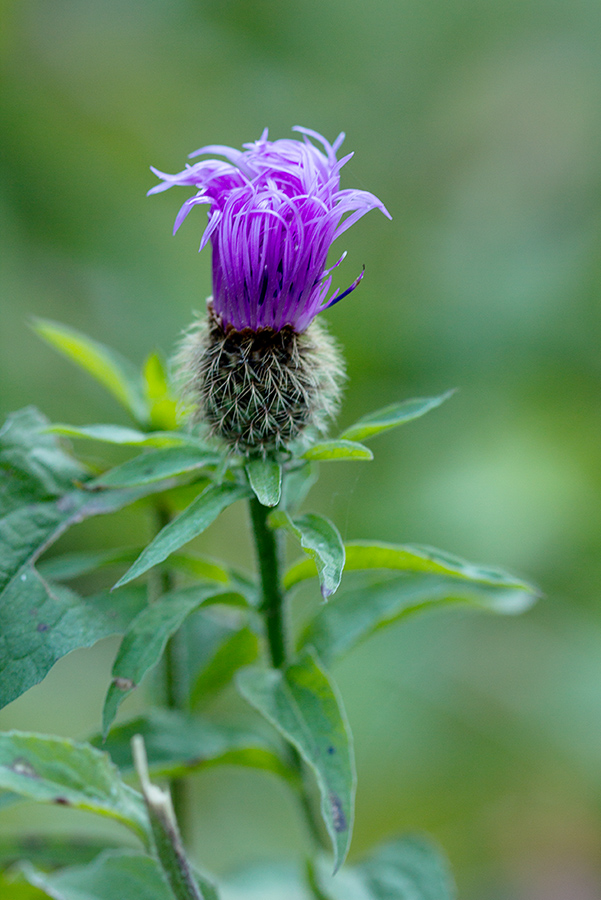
[284,540,537,594]
[114,482,251,589]
[46,424,197,448]
[0,733,149,843]
[102,585,247,735]
[0,408,89,516]
[299,572,537,665]
[246,458,282,507]
[237,650,355,872]
[21,850,175,900]
[301,440,373,462]
[271,512,345,599]
[357,835,456,900]
[144,352,179,431]
[93,447,220,488]
[190,627,259,708]
[32,319,148,424]
[339,392,454,442]
[92,709,295,784]
[0,485,162,709]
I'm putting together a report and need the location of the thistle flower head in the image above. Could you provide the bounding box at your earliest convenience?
[148,126,390,333]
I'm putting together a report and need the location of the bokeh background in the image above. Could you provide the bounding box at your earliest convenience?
[3,1,601,897]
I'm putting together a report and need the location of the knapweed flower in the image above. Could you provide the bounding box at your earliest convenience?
[150,127,390,454]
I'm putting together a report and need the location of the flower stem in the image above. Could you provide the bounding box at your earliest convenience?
[249,497,286,668]
[248,495,328,853]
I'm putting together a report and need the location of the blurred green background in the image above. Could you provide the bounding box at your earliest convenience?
[3,0,601,897]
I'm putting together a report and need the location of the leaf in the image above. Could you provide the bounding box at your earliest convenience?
[21,850,176,900]
[301,440,373,462]
[114,482,251,589]
[0,573,147,710]
[92,709,295,784]
[167,554,231,585]
[357,835,456,900]
[0,733,149,843]
[0,485,162,709]
[0,873,47,900]
[237,650,355,871]
[102,585,247,735]
[32,319,148,424]
[280,461,317,512]
[245,458,282,507]
[144,352,179,431]
[39,548,233,588]
[0,408,89,516]
[284,540,537,594]
[38,548,141,581]
[190,627,259,708]
[46,424,196,448]
[93,447,220,488]
[0,836,120,870]
[299,572,537,665]
[271,512,345,599]
[339,391,454,442]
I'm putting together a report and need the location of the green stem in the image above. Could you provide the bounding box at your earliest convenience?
[249,496,328,852]
[249,497,286,668]
[153,502,188,838]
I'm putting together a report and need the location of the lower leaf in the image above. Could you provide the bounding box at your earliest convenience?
[0,733,149,845]
[237,650,355,872]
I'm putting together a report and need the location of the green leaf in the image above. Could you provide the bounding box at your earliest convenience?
[102,585,247,735]
[167,554,231,585]
[32,319,148,424]
[301,440,373,462]
[271,512,345,599]
[38,548,141,581]
[190,627,259,708]
[0,873,47,900]
[245,458,282,507]
[357,835,456,900]
[0,408,89,516]
[144,352,179,431]
[0,836,120,870]
[39,548,232,587]
[92,709,295,784]
[46,424,197,448]
[339,391,454,442]
[280,461,317,513]
[93,447,220,488]
[237,650,355,872]
[0,574,146,710]
[114,482,251,589]
[299,572,537,665]
[284,540,537,594]
[0,733,149,843]
[0,485,161,709]
[21,850,179,900]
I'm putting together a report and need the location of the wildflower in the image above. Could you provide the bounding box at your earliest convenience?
[150,127,389,454]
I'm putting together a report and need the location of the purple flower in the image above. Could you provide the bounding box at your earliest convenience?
[149,127,390,333]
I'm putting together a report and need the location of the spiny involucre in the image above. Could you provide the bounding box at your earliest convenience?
[150,127,390,454]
